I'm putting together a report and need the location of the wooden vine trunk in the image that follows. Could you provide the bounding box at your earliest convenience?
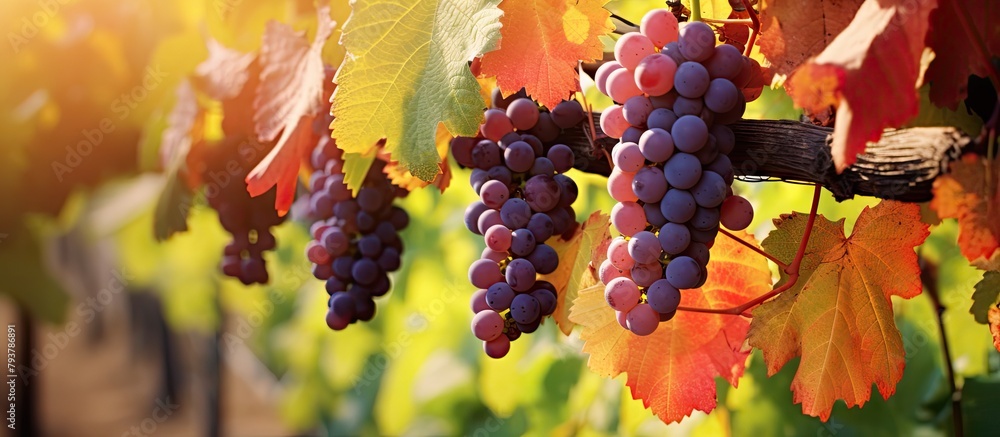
[562,115,971,202]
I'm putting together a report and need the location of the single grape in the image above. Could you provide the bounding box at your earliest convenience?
[505,258,536,292]
[481,109,514,141]
[683,241,711,267]
[546,144,574,173]
[531,287,557,316]
[614,32,655,70]
[674,61,711,98]
[516,318,541,334]
[705,44,743,80]
[322,227,350,256]
[504,141,536,173]
[622,127,644,143]
[646,108,678,131]
[613,142,645,172]
[665,256,702,289]
[622,95,653,127]
[704,78,739,113]
[510,228,537,257]
[482,247,508,263]
[527,213,554,242]
[478,209,503,234]
[599,258,628,284]
[715,91,747,125]
[506,98,540,131]
[510,294,541,324]
[678,21,715,62]
[640,8,679,48]
[626,303,660,336]
[643,202,668,227]
[530,157,556,177]
[633,53,677,96]
[472,310,505,341]
[551,100,586,129]
[638,128,674,163]
[611,201,647,237]
[306,241,331,265]
[523,174,561,212]
[484,335,511,358]
[607,236,635,270]
[599,104,629,139]
[646,279,681,314]
[607,68,643,104]
[358,234,383,258]
[658,222,691,255]
[630,262,662,287]
[469,258,503,289]
[500,198,532,229]
[492,87,526,109]
[485,224,513,252]
[660,189,697,223]
[555,174,578,207]
[326,294,356,330]
[472,140,502,170]
[689,226,719,246]
[690,206,721,231]
[352,258,379,286]
[604,277,640,312]
[526,244,558,275]
[710,124,736,155]
[628,231,661,264]
[632,166,668,203]
[479,181,511,212]
[378,247,401,271]
[672,115,708,153]
[663,153,702,190]
[691,170,727,208]
[649,90,678,110]
[528,112,561,142]
[706,154,735,185]
[608,168,639,202]
[720,195,754,231]
[595,61,623,96]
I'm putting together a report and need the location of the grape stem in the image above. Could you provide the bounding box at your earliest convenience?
[575,83,611,164]
[740,0,760,57]
[690,0,702,22]
[676,184,822,316]
[701,18,753,25]
[719,228,788,270]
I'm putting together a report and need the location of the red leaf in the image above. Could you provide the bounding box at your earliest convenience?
[758,0,865,75]
[930,154,1000,270]
[785,0,937,173]
[925,0,1000,109]
[569,231,772,423]
[245,6,335,214]
[989,307,1000,353]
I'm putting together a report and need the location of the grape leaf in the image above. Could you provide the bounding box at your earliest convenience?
[480,0,612,109]
[381,125,453,192]
[924,0,1000,110]
[971,271,1000,324]
[785,0,936,172]
[192,38,256,101]
[570,230,772,424]
[758,0,865,76]
[748,201,930,421]
[990,307,1000,352]
[541,212,610,335]
[154,81,204,241]
[331,0,502,183]
[245,6,334,214]
[930,154,1000,270]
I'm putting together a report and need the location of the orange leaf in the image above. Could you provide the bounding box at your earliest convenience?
[570,231,772,424]
[245,6,335,214]
[748,201,930,420]
[925,0,1000,109]
[758,0,864,76]
[989,307,1000,352]
[785,0,936,173]
[480,0,612,109]
[930,154,1000,270]
[542,212,610,335]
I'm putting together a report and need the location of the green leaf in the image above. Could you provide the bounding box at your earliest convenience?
[0,226,69,323]
[342,153,377,194]
[963,376,1000,436]
[971,271,1000,324]
[153,171,193,241]
[331,0,502,182]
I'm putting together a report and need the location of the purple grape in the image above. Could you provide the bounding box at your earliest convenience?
[469,258,503,289]
[358,234,382,258]
[487,165,513,186]
[352,258,379,286]
[500,198,532,229]
[690,206,721,231]
[665,256,702,289]
[646,279,681,314]
[524,174,561,212]
[326,294,356,330]
[378,247,401,271]
[704,78,739,113]
[506,98,540,131]
[550,100,585,129]
[472,140,502,169]
[672,96,703,117]
[471,288,490,313]
[658,222,691,254]
[554,174,578,207]
[710,125,735,155]
[486,282,516,311]
[705,44,743,80]
[660,189,697,223]
[504,141,536,173]
[678,21,715,62]
[530,157,556,176]
[706,154,735,185]
[643,202,668,227]
[632,166,668,203]
[510,228,537,257]
[546,144,574,173]
[674,62,710,98]
[510,294,541,324]
[663,153,702,189]
[480,179,510,209]
[527,112,560,142]
[627,231,661,264]
[646,108,678,131]
[683,241,710,266]
[531,287,557,316]
[527,213,554,242]
[505,258,536,292]
[526,243,558,274]
[638,128,674,163]
[671,115,708,153]
[691,171,727,208]
[332,256,354,280]
[465,201,490,234]
[357,187,384,213]
[622,126,644,143]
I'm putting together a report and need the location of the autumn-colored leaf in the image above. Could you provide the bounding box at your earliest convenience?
[989,307,1000,352]
[748,201,930,420]
[331,0,502,183]
[245,6,334,214]
[154,81,204,241]
[542,212,610,335]
[758,0,865,75]
[924,0,1000,110]
[785,0,936,173]
[970,271,1000,324]
[480,0,612,109]
[192,38,256,101]
[381,125,453,192]
[930,154,1000,270]
[570,231,772,423]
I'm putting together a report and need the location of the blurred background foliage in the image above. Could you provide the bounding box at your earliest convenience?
[0,0,997,436]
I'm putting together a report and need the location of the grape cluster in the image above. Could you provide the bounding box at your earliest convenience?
[305,132,409,331]
[206,137,286,285]
[593,10,760,336]
[451,90,586,358]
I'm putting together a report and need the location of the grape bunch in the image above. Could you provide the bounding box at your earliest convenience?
[205,137,286,285]
[593,10,760,336]
[305,130,409,331]
[451,91,586,358]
